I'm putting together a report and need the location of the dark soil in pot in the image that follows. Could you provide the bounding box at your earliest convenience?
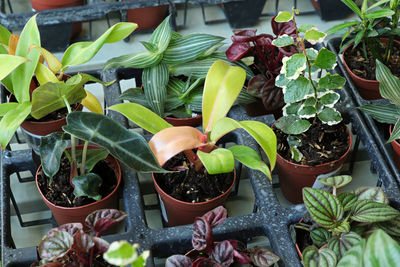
[273,120,349,165]
[37,155,117,207]
[154,153,234,203]
[26,103,79,122]
[344,43,400,80]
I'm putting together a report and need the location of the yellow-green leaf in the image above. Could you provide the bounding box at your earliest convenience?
[35,62,59,84]
[81,90,103,114]
[198,148,235,174]
[0,55,29,80]
[30,45,62,74]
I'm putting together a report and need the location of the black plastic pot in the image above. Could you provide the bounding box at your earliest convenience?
[221,0,266,28]
[311,0,353,21]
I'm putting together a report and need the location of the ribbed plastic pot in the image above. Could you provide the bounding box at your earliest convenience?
[123,3,168,31]
[35,145,122,226]
[152,169,236,227]
[389,125,400,169]
[276,126,352,204]
[164,115,202,127]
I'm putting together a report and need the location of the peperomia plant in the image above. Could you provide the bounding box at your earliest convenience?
[297,175,400,266]
[103,241,149,267]
[272,10,346,162]
[33,209,128,266]
[109,60,276,180]
[165,206,280,266]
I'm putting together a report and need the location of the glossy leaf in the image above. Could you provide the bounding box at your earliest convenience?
[149,15,172,54]
[310,228,331,247]
[165,255,192,267]
[304,28,327,45]
[39,132,69,183]
[249,246,280,267]
[142,63,169,116]
[149,126,205,166]
[284,77,314,103]
[338,192,358,211]
[104,241,149,267]
[62,112,166,172]
[72,173,103,201]
[30,45,62,74]
[38,230,73,261]
[364,229,400,266]
[193,258,220,267]
[351,199,399,222]
[192,217,213,252]
[0,103,18,117]
[275,115,311,135]
[303,187,343,229]
[313,48,337,69]
[198,148,235,175]
[35,62,59,84]
[212,240,234,266]
[103,50,163,70]
[318,73,346,89]
[201,206,227,228]
[318,108,342,126]
[0,102,32,149]
[0,24,11,45]
[85,209,128,234]
[318,175,352,189]
[61,22,137,70]
[229,145,271,180]
[376,59,400,106]
[93,237,110,256]
[46,223,82,238]
[274,11,293,22]
[328,232,362,258]
[81,90,103,114]
[302,246,337,267]
[359,104,400,124]
[72,230,95,254]
[202,60,246,132]
[354,186,389,204]
[0,55,29,80]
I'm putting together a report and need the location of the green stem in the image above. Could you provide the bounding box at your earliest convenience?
[80,141,89,175]
[362,41,369,64]
[333,186,337,196]
[62,95,77,176]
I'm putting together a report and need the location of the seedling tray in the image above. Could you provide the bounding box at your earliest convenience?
[2,63,400,266]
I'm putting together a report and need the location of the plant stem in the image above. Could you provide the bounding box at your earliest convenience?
[80,141,89,175]
[332,186,337,196]
[62,95,77,176]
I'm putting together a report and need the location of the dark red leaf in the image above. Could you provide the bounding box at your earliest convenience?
[249,246,280,267]
[200,206,227,228]
[271,15,296,37]
[92,237,109,255]
[192,258,221,267]
[226,43,252,61]
[192,217,213,252]
[38,231,73,261]
[211,241,234,266]
[165,255,192,267]
[72,230,94,255]
[85,209,127,234]
[46,223,83,238]
[248,75,268,95]
[233,250,251,264]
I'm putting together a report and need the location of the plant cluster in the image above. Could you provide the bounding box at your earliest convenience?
[272,10,346,162]
[226,15,297,110]
[298,175,400,266]
[165,206,280,266]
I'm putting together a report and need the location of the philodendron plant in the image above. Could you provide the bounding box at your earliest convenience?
[0,15,137,149]
[272,10,346,162]
[166,206,280,266]
[298,175,400,266]
[109,60,276,180]
[33,209,133,266]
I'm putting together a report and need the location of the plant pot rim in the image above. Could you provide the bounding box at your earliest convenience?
[152,168,236,206]
[276,125,352,168]
[35,145,121,211]
[22,103,82,126]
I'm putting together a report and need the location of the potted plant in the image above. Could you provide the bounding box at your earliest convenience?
[359,59,400,168]
[109,60,277,226]
[272,10,352,204]
[225,15,297,118]
[295,175,400,265]
[165,206,280,266]
[327,0,398,100]
[122,0,168,31]
[0,15,137,151]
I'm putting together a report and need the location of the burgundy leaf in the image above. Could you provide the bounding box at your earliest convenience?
[38,231,73,261]
[92,237,109,255]
[249,246,280,267]
[165,255,193,267]
[201,206,227,228]
[85,209,127,234]
[72,230,95,254]
[211,241,234,266]
[38,263,63,267]
[192,217,213,252]
[271,15,296,37]
[233,250,251,264]
[226,43,252,61]
[193,258,221,267]
[248,75,268,95]
[45,223,83,238]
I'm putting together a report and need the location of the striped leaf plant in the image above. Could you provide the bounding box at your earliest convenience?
[109,60,277,180]
[297,175,400,266]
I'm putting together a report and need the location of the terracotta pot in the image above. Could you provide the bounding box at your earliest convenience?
[342,39,400,100]
[389,125,400,169]
[152,169,236,226]
[276,126,352,204]
[123,2,168,31]
[36,145,122,226]
[30,0,83,39]
[164,115,202,127]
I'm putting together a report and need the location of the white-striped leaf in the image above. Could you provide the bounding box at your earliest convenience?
[149,15,172,54]
[212,53,254,78]
[303,188,343,229]
[376,59,400,106]
[302,246,337,267]
[318,175,352,189]
[142,63,169,116]
[359,104,400,124]
[167,77,185,95]
[351,199,400,222]
[328,232,362,258]
[103,50,162,70]
[389,119,400,142]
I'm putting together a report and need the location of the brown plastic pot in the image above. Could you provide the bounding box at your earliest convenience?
[36,145,122,226]
[123,2,168,31]
[342,39,400,100]
[164,115,202,127]
[389,125,400,169]
[152,169,236,227]
[276,126,352,204]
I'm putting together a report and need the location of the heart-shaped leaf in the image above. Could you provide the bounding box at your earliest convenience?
[303,188,344,229]
[328,232,362,258]
[310,228,331,247]
[337,192,358,211]
[275,115,311,135]
[212,240,234,266]
[351,199,399,223]
[353,186,389,204]
[304,28,327,45]
[318,108,342,126]
[192,217,213,252]
[313,48,336,69]
[85,209,127,234]
[38,230,73,261]
[201,206,227,228]
[318,175,352,189]
[249,246,280,267]
[45,223,83,239]
[198,148,235,175]
[165,255,192,267]
[302,246,337,267]
[72,173,102,201]
[72,230,94,254]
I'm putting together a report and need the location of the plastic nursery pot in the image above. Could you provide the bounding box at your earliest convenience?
[276,126,352,204]
[152,169,236,227]
[389,125,400,170]
[242,98,283,119]
[342,39,400,100]
[164,115,203,127]
[123,1,168,31]
[35,145,122,226]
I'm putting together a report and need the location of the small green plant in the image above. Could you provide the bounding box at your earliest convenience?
[298,175,400,266]
[103,241,149,267]
[272,10,346,162]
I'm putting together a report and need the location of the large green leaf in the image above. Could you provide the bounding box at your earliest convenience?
[337,239,365,267]
[328,232,362,258]
[365,9,395,19]
[162,34,225,65]
[12,15,41,103]
[0,55,29,80]
[359,104,400,124]
[62,112,166,173]
[302,246,337,267]
[61,22,137,70]
[313,48,337,70]
[149,15,171,54]
[0,24,11,45]
[376,59,400,106]
[364,229,400,267]
[0,103,18,117]
[197,148,235,175]
[142,63,169,117]
[72,173,103,201]
[284,76,314,103]
[210,117,276,169]
[351,199,399,222]
[303,188,344,229]
[0,102,32,149]
[229,145,271,180]
[103,50,163,70]
[202,60,246,132]
[39,132,70,183]
[326,21,359,35]
[109,103,172,134]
